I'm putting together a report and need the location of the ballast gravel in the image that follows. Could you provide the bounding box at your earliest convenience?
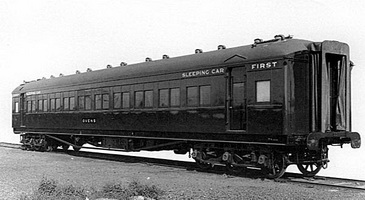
[0,147,364,200]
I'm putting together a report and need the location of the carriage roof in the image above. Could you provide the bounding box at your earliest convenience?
[12,38,315,94]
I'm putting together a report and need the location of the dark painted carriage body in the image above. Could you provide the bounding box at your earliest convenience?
[11,36,360,178]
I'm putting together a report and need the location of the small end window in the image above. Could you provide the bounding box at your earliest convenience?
[256,80,270,102]
[14,102,19,113]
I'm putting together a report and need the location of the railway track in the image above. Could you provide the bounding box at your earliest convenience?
[1,142,365,191]
[285,174,365,191]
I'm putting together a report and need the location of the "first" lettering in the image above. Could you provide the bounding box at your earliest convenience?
[251,61,278,70]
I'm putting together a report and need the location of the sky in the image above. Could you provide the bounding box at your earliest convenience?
[1,0,365,179]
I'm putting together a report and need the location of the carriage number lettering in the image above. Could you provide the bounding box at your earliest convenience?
[82,118,96,124]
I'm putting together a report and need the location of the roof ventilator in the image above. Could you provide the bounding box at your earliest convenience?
[218,45,226,50]
[106,64,112,68]
[145,57,152,62]
[195,49,203,54]
[120,62,128,66]
[254,38,263,44]
[274,34,285,41]
[162,54,169,59]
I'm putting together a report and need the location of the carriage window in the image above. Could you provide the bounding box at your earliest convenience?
[69,97,75,110]
[144,90,153,108]
[170,88,180,107]
[102,94,109,109]
[85,95,92,110]
[50,99,56,111]
[14,102,19,113]
[187,87,198,107]
[199,85,211,106]
[256,81,270,102]
[38,100,43,112]
[135,91,143,108]
[233,83,245,106]
[95,94,109,110]
[78,96,85,110]
[12,98,19,113]
[159,89,169,107]
[114,93,121,109]
[95,94,102,110]
[63,97,69,110]
[32,100,36,112]
[56,98,61,111]
[122,92,130,108]
[43,100,48,112]
[27,101,32,112]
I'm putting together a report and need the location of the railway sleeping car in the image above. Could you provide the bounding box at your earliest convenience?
[12,35,361,178]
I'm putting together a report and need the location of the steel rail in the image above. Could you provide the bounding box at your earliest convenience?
[284,173,365,191]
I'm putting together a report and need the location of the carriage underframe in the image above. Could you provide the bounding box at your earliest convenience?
[19,131,335,179]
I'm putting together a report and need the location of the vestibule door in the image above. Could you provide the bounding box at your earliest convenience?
[227,67,246,131]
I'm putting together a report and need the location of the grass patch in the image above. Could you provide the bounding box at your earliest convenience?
[20,177,164,200]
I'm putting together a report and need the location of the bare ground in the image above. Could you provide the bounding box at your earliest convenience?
[0,147,364,200]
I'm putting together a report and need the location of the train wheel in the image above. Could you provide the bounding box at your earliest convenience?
[73,146,81,152]
[34,145,41,151]
[261,153,286,179]
[194,150,212,170]
[45,145,54,152]
[72,137,84,152]
[62,144,70,152]
[196,160,211,170]
[297,162,322,177]
[226,153,245,174]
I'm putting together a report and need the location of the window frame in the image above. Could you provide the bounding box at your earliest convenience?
[50,98,56,112]
[69,97,75,110]
[199,85,211,106]
[187,86,198,107]
[144,90,153,108]
[159,89,169,108]
[85,95,92,110]
[113,92,122,109]
[95,94,102,110]
[122,92,130,109]
[14,101,19,113]
[256,80,271,103]
[43,99,48,112]
[102,94,110,109]
[63,97,70,111]
[135,91,144,109]
[170,88,180,107]
[233,82,245,107]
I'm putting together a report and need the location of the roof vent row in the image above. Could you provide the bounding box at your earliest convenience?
[52,44,230,78]
[252,34,293,47]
